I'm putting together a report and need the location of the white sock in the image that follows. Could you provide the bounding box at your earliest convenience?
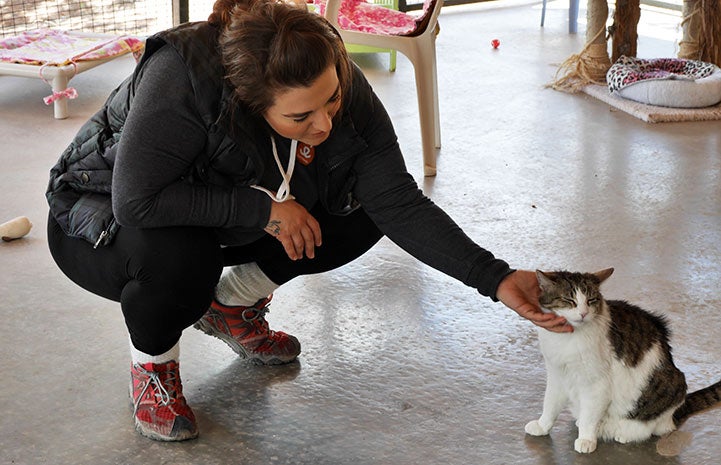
[130,338,180,365]
[214,262,279,307]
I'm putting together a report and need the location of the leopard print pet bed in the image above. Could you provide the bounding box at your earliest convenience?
[607,56,721,108]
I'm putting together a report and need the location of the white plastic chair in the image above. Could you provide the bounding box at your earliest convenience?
[323,0,444,177]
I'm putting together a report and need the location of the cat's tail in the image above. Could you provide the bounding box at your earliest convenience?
[673,379,721,426]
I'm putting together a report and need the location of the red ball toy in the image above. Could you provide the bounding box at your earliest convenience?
[491,39,500,49]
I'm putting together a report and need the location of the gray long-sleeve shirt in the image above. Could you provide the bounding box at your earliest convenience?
[110,40,513,299]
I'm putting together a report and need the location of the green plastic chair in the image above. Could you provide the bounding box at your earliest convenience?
[343,0,398,72]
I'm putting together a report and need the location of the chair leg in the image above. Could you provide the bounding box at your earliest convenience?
[569,0,579,33]
[541,0,547,27]
[430,42,440,150]
[389,49,397,72]
[410,41,440,177]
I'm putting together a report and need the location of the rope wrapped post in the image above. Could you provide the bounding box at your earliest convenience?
[610,0,641,62]
[549,0,611,92]
[679,0,701,60]
[679,0,721,66]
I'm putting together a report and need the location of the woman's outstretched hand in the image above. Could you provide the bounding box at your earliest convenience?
[265,199,322,260]
[496,270,573,333]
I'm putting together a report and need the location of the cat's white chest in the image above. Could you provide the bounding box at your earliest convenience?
[537,326,614,410]
[538,327,612,373]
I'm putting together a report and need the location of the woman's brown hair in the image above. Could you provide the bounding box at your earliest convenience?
[210,0,352,116]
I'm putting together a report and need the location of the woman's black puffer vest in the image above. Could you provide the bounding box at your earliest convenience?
[45,22,266,247]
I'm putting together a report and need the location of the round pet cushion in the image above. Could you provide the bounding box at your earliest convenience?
[606,56,721,108]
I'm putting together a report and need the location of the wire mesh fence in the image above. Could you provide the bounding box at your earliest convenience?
[0,0,176,37]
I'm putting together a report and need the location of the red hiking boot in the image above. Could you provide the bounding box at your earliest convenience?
[193,295,301,365]
[130,360,198,441]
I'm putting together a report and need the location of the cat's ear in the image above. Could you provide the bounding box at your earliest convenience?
[536,270,556,290]
[593,268,614,283]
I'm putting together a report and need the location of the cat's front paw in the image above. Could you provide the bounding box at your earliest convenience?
[614,434,632,444]
[574,437,598,454]
[525,420,550,436]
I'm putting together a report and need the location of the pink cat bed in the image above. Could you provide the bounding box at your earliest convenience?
[607,56,721,109]
[0,29,144,119]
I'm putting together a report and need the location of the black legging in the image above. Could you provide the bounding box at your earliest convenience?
[47,205,383,355]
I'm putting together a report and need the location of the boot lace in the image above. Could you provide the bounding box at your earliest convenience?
[133,364,179,411]
[241,306,276,336]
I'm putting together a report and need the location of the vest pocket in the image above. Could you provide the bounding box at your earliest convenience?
[68,192,119,247]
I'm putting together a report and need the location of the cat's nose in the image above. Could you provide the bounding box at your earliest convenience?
[580,312,588,320]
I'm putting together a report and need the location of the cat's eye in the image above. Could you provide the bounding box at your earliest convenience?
[561,298,577,307]
[588,298,599,305]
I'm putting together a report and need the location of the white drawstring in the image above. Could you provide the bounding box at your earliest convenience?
[251,136,297,202]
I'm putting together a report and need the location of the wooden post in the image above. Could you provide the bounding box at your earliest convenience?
[679,0,702,60]
[172,0,190,26]
[611,0,641,62]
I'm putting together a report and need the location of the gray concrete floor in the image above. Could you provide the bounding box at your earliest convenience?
[1,1,720,464]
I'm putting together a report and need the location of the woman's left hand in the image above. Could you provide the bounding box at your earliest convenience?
[265,199,322,260]
[496,270,573,333]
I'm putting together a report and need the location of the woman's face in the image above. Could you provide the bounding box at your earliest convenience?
[263,66,342,147]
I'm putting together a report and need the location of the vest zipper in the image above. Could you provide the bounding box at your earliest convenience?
[93,218,116,249]
[93,230,108,249]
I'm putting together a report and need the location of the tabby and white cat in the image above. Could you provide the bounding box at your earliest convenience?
[524,268,721,454]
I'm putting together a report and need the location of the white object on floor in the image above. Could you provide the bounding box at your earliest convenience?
[0,216,32,241]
